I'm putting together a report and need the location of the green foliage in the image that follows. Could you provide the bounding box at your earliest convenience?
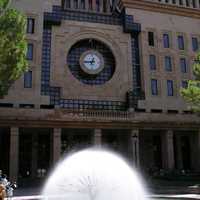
[0,0,9,15]
[181,52,200,112]
[0,0,8,8]
[0,1,28,96]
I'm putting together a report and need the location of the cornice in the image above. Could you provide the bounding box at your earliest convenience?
[121,0,200,19]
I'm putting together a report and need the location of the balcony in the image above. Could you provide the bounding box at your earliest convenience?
[144,0,200,9]
[62,0,120,14]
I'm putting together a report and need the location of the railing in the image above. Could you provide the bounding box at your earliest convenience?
[61,0,119,13]
[60,109,134,121]
[145,0,200,9]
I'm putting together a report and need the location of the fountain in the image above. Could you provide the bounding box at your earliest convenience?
[42,149,148,200]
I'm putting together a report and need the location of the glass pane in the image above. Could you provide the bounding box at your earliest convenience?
[192,37,198,51]
[24,71,32,88]
[27,43,33,60]
[167,80,173,96]
[178,35,184,50]
[149,55,156,70]
[182,81,188,88]
[163,34,169,48]
[151,79,158,95]
[148,32,154,46]
[165,56,172,71]
[27,18,34,34]
[180,58,187,73]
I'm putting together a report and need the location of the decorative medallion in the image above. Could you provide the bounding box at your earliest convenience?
[67,39,115,85]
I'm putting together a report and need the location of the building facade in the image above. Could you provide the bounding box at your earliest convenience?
[0,0,200,184]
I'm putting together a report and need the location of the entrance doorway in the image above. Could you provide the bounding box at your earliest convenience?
[18,128,52,186]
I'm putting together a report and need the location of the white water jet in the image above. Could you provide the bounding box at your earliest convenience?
[42,149,148,200]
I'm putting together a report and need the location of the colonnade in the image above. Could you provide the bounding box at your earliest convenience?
[7,127,200,182]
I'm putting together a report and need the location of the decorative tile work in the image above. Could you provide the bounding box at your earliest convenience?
[44,6,121,25]
[41,6,143,110]
[123,14,141,33]
[67,39,115,85]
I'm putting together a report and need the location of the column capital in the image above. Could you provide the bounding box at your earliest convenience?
[131,129,139,137]
[166,129,174,138]
[53,128,61,136]
[10,127,19,135]
[94,129,102,136]
[93,129,102,147]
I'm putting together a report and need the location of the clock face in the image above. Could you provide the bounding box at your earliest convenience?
[80,50,104,75]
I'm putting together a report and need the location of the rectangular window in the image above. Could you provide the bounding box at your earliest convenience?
[27,18,35,34]
[24,71,32,88]
[74,0,78,9]
[148,32,154,46]
[163,33,170,48]
[180,58,187,73]
[27,43,33,60]
[178,35,184,50]
[63,0,71,8]
[96,0,100,11]
[149,55,156,70]
[167,80,174,96]
[192,37,199,51]
[182,80,188,88]
[151,79,158,95]
[80,0,85,9]
[165,56,172,71]
[89,0,93,10]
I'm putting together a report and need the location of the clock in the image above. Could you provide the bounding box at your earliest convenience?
[79,50,104,75]
[67,39,115,85]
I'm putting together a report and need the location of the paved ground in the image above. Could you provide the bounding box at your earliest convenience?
[4,194,200,199]
[8,177,200,199]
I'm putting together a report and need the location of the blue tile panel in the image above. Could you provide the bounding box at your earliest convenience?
[41,6,143,110]
[67,39,115,85]
[44,6,121,25]
[123,14,141,33]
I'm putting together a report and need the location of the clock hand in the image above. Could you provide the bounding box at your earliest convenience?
[91,57,95,64]
[84,60,92,63]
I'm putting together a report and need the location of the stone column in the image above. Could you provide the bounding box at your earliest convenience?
[162,130,175,170]
[92,0,96,11]
[9,127,19,182]
[197,0,200,8]
[197,130,200,170]
[53,128,61,164]
[93,129,102,147]
[131,129,140,167]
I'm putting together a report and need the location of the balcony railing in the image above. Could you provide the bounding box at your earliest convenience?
[145,0,200,9]
[62,0,120,13]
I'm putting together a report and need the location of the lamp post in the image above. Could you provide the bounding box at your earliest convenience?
[131,130,139,167]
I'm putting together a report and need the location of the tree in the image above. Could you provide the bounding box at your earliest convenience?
[181,52,200,112]
[0,0,28,96]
